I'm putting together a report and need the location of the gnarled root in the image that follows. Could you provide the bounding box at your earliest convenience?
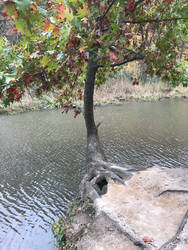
[80,160,133,201]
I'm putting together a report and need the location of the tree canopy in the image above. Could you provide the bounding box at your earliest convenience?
[0,0,187,111]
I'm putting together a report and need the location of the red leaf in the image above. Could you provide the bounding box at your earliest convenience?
[7,86,24,102]
[68,32,80,47]
[43,19,51,32]
[1,10,8,16]
[56,2,65,20]
[166,0,173,4]
[126,0,135,12]
[109,51,118,61]
[100,6,107,12]
[12,28,18,33]
[56,3,64,13]
[24,76,34,85]
[30,4,37,14]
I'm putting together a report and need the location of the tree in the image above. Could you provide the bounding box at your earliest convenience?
[0,0,187,199]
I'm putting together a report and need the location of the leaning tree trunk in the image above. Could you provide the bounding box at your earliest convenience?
[83,57,105,164]
[80,54,133,201]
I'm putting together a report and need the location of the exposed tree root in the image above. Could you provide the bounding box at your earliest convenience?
[159,210,188,249]
[80,160,133,200]
[158,189,188,197]
[102,211,151,249]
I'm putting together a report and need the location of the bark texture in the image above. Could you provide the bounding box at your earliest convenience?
[83,57,105,164]
[80,54,132,200]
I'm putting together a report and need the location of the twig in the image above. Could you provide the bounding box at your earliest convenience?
[102,211,150,249]
[124,17,188,24]
[96,117,104,128]
[97,54,144,68]
[97,0,118,28]
[1,71,45,89]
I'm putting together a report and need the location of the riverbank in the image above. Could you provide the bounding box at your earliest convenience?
[0,78,188,115]
[54,166,188,250]
[94,78,188,104]
[0,93,59,115]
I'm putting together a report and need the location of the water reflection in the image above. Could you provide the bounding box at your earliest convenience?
[0,100,187,249]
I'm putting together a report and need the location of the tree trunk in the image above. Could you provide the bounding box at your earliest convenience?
[80,54,133,200]
[83,56,105,164]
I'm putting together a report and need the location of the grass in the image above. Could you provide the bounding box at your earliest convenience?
[94,61,188,104]
[94,74,188,105]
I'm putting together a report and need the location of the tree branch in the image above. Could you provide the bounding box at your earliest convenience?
[0,71,45,89]
[97,0,118,28]
[124,17,188,24]
[124,48,139,55]
[97,54,144,68]
[96,0,145,30]
[98,0,145,32]
[109,45,139,55]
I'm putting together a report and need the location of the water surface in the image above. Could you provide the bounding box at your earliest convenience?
[0,100,187,249]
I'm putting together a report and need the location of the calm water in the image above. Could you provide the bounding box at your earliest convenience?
[0,100,188,250]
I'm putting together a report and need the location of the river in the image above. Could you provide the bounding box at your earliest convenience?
[0,100,187,250]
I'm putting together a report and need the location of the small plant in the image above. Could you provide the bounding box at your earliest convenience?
[52,198,95,250]
[52,218,67,245]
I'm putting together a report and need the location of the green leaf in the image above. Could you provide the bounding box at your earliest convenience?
[5,75,15,84]
[40,55,51,67]
[57,53,64,61]
[2,96,11,107]
[38,7,47,16]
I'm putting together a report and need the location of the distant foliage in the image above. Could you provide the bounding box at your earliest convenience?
[0,0,187,110]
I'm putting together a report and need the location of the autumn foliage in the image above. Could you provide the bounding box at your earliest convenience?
[0,0,187,111]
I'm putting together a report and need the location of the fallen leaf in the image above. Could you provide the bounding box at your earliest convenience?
[143,236,153,243]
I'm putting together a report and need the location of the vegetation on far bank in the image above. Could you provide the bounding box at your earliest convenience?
[94,73,188,105]
[1,74,187,115]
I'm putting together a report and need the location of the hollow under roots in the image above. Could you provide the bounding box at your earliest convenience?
[80,160,135,201]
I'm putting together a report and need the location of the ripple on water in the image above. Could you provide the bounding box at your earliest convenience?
[0,100,188,249]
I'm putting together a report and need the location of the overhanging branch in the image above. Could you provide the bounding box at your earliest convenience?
[124,17,188,24]
[109,46,138,55]
[97,0,145,29]
[97,54,144,68]
[98,0,118,26]
[0,71,45,89]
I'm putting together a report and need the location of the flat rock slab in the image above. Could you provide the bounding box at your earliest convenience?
[77,214,140,250]
[94,166,188,249]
